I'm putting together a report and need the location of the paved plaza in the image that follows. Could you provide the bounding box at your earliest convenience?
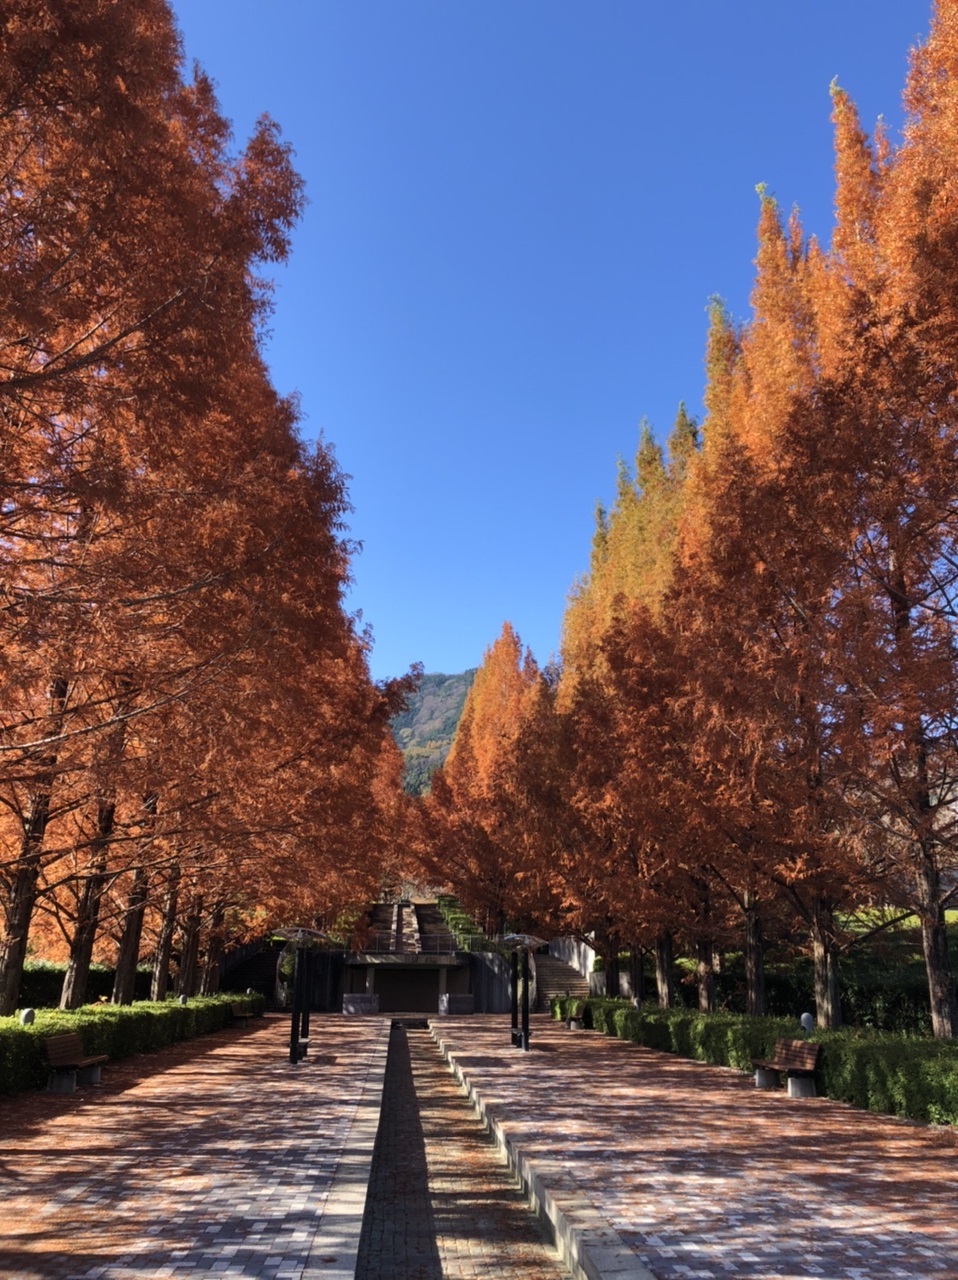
[0,1016,388,1280]
[2,1011,958,1279]
[434,1015,958,1280]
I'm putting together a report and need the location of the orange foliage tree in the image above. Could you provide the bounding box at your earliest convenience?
[0,0,412,1012]
[416,1,958,1039]
[420,624,561,935]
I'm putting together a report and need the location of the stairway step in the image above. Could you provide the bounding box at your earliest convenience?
[533,956,591,1010]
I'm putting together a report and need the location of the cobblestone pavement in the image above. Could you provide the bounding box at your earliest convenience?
[355,1023,568,1280]
[0,1015,389,1280]
[433,1014,958,1280]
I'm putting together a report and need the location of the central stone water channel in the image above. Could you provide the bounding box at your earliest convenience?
[354,1021,569,1280]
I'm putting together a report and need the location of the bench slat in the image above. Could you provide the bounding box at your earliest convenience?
[752,1037,819,1076]
[44,1032,108,1071]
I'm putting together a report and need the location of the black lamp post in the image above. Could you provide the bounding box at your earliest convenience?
[274,927,330,1065]
[503,933,546,1051]
[510,948,520,1046]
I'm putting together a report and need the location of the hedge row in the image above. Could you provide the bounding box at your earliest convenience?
[552,996,958,1126]
[18,961,154,1009]
[0,992,266,1096]
[596,924,958,1034]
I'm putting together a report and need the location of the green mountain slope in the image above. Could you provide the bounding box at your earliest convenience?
[391,669,476,795]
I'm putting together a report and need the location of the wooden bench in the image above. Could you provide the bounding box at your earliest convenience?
[43,1032,109,1094]
[752,1037,820,1097]
[230,1003,254,1027]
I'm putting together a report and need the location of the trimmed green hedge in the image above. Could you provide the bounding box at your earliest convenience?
[0,992,266,1096]
[18,961,153,1009]
[551,995,958,1125]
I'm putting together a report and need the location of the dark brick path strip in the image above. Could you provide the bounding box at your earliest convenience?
[356,1023,569,1280]
[355,1024,443,1280]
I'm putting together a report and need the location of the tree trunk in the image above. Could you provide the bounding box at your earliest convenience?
[693,878,715,1012]
[176,895,203,997]
[198,904,226,996]
[0,834,46,1017]
[695,936,715,1012]
[112,867,149,1004]
[744,890,766,1017]
[916,851,958,1039]
[604,938,620,998]
[151,864,180,1001]
[0,676,68,1016]
[654,929,676,1008]
[60,801,116,1010]
[887,555,957,1037]
[811,896,842,1028]
[628,944,644,1004]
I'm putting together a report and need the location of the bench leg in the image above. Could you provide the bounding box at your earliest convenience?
[48,1069,77,1095]
[787,1075,816,1099]
[754,1067,779,1090]
[77,1064,103,1086]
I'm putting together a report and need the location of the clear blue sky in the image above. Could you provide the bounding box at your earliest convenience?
[169,1,931,682]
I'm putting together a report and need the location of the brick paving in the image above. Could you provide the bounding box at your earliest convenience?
[433,1014,958,1280]
[355,1022,568,1279]
[0,1015,389,1280]
[4,1009,958,1280]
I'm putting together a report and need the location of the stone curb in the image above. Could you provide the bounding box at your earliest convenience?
[303,1018,390,1280]
[430,1025,656,1280]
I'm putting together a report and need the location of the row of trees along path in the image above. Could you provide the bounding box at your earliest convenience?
[418,0,958,1039]
[0,0,413,1015]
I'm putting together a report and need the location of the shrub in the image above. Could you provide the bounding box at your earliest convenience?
[0,992,266,1096]
[18,962,154,1009]
[815,1029,958,1124]
[550,997,958,1125]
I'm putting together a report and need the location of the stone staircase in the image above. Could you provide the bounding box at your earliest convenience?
[414,902,457,953]
[366,902,396,951]
[394,901,421,954]
[533,954,591,1012]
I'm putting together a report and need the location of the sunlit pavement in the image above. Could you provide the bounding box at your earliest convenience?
[432,1013,958,1280]
[3,1011,958,1280]
[0,1015,389,1280]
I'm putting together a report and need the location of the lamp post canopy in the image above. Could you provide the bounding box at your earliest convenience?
[503,932,547,949]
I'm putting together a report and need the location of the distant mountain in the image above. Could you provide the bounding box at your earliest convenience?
[391,669,476,796]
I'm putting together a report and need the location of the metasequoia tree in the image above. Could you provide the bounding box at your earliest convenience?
[417,1,958,1039]
[562,408,697,694]
[0,1,412,1011]
[554,409,704,993]
[0,0,304,1011]
[809,14,958,1036]
[421,624,557,935]
[653,197,859,1022]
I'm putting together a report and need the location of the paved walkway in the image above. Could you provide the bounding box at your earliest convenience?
[0,1015,389,1280]
[4,1010,958,1280]
[433,1014,958,1280]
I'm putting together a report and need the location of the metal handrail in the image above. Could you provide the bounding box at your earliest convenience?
[354,931,461,955]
